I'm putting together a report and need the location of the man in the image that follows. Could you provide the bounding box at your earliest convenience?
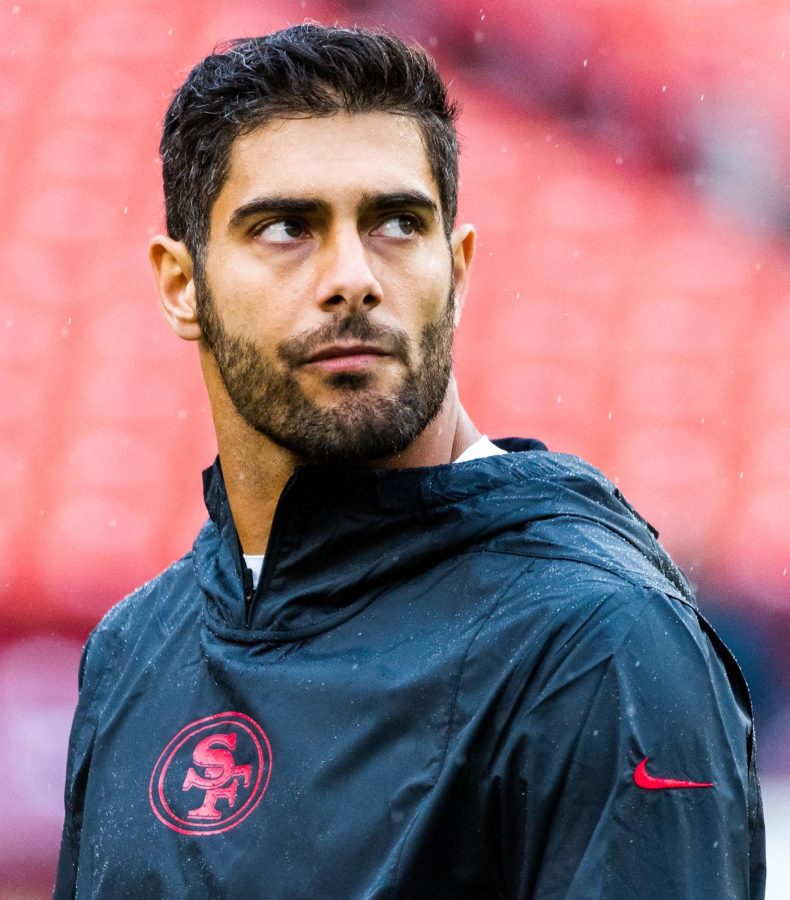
[56,24,765,899]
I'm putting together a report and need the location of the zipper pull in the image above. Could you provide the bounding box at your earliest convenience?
[242,563,255,608]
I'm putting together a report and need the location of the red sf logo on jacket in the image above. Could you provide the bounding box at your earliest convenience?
[149,712,273,836]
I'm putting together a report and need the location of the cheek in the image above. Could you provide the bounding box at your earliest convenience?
[209,275,292,339]
[414,274,454,332]
[394,256,453,319]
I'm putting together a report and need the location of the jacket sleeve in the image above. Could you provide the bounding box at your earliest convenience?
[487,585,766,900]
[54,626,118,899]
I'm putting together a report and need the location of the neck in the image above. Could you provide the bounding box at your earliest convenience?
[206,370,480,555]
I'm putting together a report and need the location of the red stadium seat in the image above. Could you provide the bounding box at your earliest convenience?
[0,637,84,891]
[608,424,730,559]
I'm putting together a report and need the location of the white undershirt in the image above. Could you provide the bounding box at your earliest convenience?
[243,436,507,588]
[452,435,507,463]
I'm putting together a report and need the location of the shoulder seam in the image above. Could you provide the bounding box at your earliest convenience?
[467,547,688,604]
[387,558,535,895]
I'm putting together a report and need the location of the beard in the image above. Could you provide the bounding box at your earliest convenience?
[195,275,455,464]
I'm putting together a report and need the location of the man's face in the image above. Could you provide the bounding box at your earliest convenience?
[195,111,459,463]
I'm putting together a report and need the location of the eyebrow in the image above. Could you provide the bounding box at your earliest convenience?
[360,191,439,219]
[228,197,327,231]
[227,190,439,232]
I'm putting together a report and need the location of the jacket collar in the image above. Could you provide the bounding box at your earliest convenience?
[194,439,691,642]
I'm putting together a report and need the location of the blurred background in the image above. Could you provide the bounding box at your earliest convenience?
[1,0,788,895]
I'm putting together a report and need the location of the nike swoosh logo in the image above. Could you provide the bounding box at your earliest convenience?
[634,757,713,790]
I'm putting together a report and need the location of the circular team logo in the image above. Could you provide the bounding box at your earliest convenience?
[149,711,273,836]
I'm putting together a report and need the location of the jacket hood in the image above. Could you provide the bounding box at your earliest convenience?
[194,438,693,641]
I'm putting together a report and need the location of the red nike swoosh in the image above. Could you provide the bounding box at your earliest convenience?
[634,757,713,790]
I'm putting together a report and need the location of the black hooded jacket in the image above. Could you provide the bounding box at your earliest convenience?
[55,440,765,898]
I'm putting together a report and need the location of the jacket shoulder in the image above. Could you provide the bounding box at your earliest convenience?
[83,546,199,681]
[495,449,693,602]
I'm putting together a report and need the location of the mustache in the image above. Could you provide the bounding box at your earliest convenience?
[277,314,411,366]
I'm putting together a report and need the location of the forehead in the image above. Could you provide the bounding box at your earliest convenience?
[214,112,438,219]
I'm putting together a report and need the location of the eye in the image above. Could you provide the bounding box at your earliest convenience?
[373,215,420,238]
[256,219,306,243]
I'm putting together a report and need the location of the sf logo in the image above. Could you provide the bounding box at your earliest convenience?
[182,733,252,820]
[149,712,273,836]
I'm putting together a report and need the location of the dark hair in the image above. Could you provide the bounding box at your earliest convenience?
[160,24,459,261]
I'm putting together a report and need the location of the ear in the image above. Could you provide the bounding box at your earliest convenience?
[449,223,475,327]
[149,235,202,341]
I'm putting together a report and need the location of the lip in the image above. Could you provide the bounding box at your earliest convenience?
[302,343,392,372]
[305,342,390,363]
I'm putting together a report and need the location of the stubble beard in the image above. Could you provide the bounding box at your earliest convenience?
[195,273,455,465]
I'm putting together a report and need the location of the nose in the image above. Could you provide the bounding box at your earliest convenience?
[315,227,383,313]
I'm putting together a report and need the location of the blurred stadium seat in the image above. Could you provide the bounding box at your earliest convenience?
[0,636,84,893]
